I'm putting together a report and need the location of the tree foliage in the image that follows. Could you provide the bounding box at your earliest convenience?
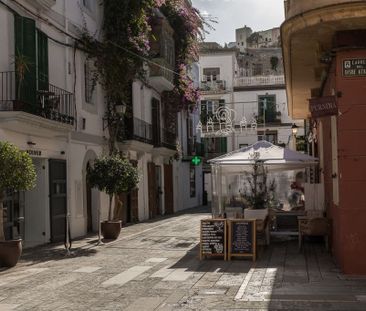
[80,1,207,153]
[87,155,139,220]
[0,141,36,240]
[0,141,36,192]
[242,153,276,210]
[87,155,139,196]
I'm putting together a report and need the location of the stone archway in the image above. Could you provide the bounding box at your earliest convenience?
[82,149,99,233]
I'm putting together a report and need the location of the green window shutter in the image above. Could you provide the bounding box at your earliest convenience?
[37,30,49,91]
[220,137,227,153]
[14,15,36,108]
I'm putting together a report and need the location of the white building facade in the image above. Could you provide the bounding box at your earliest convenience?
[0,0,202,247]
[198,41,304,202]
[0,0,109,247]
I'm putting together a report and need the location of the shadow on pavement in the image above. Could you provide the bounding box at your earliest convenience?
[18,246,98,267]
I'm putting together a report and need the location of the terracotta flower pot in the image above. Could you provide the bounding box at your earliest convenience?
[0,239,22,267]
[101,220,122,240]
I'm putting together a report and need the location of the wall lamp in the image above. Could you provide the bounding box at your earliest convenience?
[291,123,299,136]
[27,141,36,146]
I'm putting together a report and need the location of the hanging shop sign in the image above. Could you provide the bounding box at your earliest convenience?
[200,219,227,260]
[228,219,256,261]
[343,59,366,77]
[309,96,338,118]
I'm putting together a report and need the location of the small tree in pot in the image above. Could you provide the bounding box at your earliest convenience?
[87,155,139,241]
[242,157,276,210]
[241,153,276,245]
[0,141,36,267]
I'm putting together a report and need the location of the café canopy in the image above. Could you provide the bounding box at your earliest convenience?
[208,141,319,216]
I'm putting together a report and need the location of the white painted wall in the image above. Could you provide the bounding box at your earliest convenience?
[199,52,237,89]
[0,0,108,244]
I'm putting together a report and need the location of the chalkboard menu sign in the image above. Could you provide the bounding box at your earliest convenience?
[228,220,256,261]
[200,219,227,260]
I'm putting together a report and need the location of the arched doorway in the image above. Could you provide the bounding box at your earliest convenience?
[82,149,99,234]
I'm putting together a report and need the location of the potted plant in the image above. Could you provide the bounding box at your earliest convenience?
[11,51,32,110]
[87,154,139,241]
[242,153,276,217]
[0,141,36,267]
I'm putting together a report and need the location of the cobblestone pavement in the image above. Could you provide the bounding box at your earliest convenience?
[1,207,366,310]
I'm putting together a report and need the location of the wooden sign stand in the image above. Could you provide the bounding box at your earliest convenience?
[200,219,227,261]
[228,219,256,262]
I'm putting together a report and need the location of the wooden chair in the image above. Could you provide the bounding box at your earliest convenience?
[256,216,269,245]
[298,217,331,251]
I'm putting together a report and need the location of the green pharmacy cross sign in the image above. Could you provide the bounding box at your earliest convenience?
[191,156,202,166]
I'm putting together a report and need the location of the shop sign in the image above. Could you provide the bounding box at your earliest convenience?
[26,149,42,157]
[309,96,338,118]
[343,59,366,77]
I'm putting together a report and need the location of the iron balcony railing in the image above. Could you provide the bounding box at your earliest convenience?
[161,128,176,150]
[0,71,75,125]
[200,80,227,93]
[123,117,153,144]
[150,58,175,85]
[234,75,285,87]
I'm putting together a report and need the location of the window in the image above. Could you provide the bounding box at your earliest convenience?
[239,143,248,149]
[203,137,227,154]
[253,63,263,76]
[257,131,277,144]
[203,68,220,82]
[258,95,276,123]
[200,99,225,124]
[84,60,96,104]
[190,165,196,197]
[82,0,96,15]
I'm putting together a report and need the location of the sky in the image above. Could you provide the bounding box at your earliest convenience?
[191,0,285,45]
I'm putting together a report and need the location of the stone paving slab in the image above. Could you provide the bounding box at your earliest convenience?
[1,207,366,310]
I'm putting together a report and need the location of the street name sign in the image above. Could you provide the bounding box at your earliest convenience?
[343,58,366,77]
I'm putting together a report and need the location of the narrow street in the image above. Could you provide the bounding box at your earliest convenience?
[1,208,366,311]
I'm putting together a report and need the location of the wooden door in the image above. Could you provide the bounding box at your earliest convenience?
[49,159,67,243]
[164,164,174,214]
[148,162,157,219]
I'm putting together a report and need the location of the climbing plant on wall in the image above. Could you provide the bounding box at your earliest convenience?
[80,0,208,154]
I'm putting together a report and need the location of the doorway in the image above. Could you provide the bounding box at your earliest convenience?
[156,165,163,215]
[164,164,174,214]
[49,159,67,243]
[24,158,47,247]
[86,162,93,233]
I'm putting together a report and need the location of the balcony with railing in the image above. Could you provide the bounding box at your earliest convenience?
[0,71,75,125]
[200,80,228,94]
[122,117,153,145]
[149,58,175,90]
[234,75,285,88]
[161,128,176,150]
[149,15,175,92]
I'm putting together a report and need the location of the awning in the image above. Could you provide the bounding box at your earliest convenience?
[208,140,318,173]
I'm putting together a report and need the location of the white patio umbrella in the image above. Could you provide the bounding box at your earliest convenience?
[208,140,318,173]
[208,141,319,216]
